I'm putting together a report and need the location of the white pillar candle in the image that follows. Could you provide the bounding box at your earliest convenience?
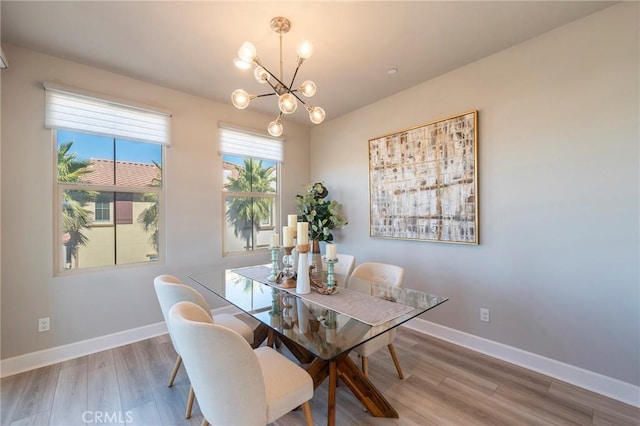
[282,226,293,247]
[326,243,337,260]
[270,233,279,248]
[288,214,298,237]
[297,222,309,245]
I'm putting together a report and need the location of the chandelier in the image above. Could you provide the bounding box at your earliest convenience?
[231,16,325,137]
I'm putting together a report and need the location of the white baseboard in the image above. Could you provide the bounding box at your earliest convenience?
[404,318,640,408]
[0,322,168,379]
[2,314,638,408]
[0,306,234,378]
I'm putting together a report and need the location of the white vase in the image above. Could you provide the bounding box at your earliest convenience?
[297,298,309,333]
[308,240,323,280]
[296,251,311,294]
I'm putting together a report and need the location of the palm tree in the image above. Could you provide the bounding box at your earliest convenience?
[137,161,162,255]
[225,158,276,251]
[58,141,96,268]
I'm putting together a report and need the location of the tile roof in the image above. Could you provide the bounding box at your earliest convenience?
[80,159,161,187]
[223,160,240,180]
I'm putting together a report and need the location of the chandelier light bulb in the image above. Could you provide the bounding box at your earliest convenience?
[308,106,326,124]
[231,89,252,109]
[299,80,316,97]
[237,41,257,63]
[278,93,298,114]
[233,58,252,70]
[254,67,270,83]
[268,117,283,137]
[296,41,314,59]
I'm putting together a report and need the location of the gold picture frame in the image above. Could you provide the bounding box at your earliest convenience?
[368,110,478,244]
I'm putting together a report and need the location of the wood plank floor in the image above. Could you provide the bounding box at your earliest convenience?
[2,328,638,425]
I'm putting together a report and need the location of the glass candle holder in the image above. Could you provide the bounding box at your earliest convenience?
[267,246,280,282]
[325,257,338,290]
[281,246,295,280]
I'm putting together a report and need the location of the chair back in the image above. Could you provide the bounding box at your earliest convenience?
[347,262,405,294]
[334,254,356,280]
[169,302,267,425]
[153,274,211,352]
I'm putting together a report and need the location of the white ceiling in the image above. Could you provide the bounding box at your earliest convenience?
[1,1,616,126]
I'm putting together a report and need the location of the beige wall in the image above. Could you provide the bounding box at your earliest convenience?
[0,3,3,358]
[1,1,638,393]
[0,44,310,359]
[310,3,639,386]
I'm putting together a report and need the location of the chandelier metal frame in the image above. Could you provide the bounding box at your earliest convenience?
[231,16,325,137]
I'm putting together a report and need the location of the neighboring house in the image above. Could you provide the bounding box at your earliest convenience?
[62,159,160,269]
[222,160,239,182]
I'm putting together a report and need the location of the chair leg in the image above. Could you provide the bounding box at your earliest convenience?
[301,401,314,426]
[387,343,404,380]
[201,419,209,426]
[168,354,182,387]
[185,385,195,419]
[361,355,369,377]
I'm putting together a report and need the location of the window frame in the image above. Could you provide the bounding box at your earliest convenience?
[220,132,281,256]
[53,131,165,275]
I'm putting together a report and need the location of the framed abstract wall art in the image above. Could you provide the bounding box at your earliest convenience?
[368,110,478,244]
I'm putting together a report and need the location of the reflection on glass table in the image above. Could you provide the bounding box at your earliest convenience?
[189,266,448,426]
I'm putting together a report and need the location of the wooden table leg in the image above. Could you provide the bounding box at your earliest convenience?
[267,329,275,347]
[251,323,269,349]
[306,353,397,424]
[335,355,398,418]
[307,358,330,389]
[276,334,316,364]
[327,361,338,426]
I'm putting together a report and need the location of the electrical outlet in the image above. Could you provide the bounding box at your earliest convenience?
[480,308,490,323]
[38,317,50,332]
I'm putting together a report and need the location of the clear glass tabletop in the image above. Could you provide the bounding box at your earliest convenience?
[189,267,448,361]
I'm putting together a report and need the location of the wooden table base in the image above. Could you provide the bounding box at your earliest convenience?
[307,355,398,425]
[255,324,399,426]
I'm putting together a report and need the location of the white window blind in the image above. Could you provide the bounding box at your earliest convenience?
[219,127,283,163]
[44,83,171,145]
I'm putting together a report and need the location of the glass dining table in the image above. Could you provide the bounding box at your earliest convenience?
[189,265,448,426]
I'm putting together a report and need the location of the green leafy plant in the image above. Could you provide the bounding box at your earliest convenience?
[296,182,347,242]
[137,160,162,254]
[58,141,97,268]
[225,158,276,250]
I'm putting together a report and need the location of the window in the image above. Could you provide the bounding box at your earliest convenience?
[219,127,282,254]
[94,201,110,222]
[46,83,170,272]
[56,131,163,270]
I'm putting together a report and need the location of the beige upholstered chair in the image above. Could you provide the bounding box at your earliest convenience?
[347,262,405,379]
[168,301,314,426]
[153,274,254,418]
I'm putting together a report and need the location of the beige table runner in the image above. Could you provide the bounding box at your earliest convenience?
[233,266,414,326]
